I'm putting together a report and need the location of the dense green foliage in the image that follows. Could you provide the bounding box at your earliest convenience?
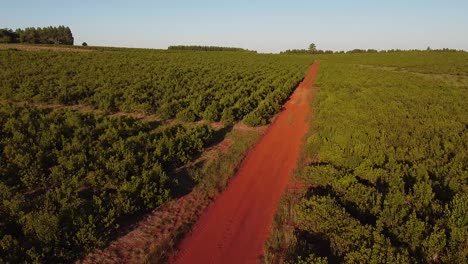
[167,45,253,52]
[0,104,214,262]
[0,29,19,44]
[0,49,311,126]
[0,26,73,45]
[289,52,468,263]
[0,45,314,263]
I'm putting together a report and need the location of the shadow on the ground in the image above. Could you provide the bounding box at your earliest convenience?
[286,229,339,263]
[168,124,234,198]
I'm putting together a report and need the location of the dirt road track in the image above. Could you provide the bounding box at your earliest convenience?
[172,62,319,264]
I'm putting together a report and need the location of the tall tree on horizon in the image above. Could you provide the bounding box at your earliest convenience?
[309,43,317,52]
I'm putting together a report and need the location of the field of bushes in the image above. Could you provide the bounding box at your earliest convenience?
[267,51,468,263]
[0,48,313,126]
[0,47,313,262]
[2,46,466,263]
[0,104,216,262]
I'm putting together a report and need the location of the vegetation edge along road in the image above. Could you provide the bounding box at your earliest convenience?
[264,52,468,263]
[171,62,319,264]
[80,128,263,263]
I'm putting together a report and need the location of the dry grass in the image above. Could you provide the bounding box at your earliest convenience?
[79,129,263,264]
[0,43,92,52]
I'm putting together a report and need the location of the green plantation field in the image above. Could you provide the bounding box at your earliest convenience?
[0,104,215,262]
[0,48,313,126]
[267,51,468,263]
[316,51,468,75]
[2,46,467,263]
[0,47,313,262]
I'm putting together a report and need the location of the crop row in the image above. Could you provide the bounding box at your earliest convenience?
[0,49,313,126]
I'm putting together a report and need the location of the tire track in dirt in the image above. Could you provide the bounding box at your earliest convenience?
[172,62,319,264]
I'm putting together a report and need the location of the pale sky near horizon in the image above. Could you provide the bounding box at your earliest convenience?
[2,0,468,53]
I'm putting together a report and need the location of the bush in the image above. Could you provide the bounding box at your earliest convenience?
[242,110,266,126]
[176,108,197,122]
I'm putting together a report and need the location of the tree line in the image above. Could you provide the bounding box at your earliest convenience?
[280,49,335,54]
[168,45,255,52]
[280,48,464,55]
[0,26,74,45]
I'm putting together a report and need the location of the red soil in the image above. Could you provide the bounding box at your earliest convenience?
[172,62,319,264]
[81,189,211,264]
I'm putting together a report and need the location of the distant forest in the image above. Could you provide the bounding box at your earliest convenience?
[280,48,464,54]
[168,45,255,52]
[0,26,74,45]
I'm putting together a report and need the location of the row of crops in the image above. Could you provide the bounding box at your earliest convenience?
[0,48,313,126]
[274,52,468,263]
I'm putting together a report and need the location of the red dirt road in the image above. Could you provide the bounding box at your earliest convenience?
[172,62,319,264]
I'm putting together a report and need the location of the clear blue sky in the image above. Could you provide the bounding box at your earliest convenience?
[3,0,468,53]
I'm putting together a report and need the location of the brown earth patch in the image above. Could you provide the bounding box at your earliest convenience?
[0,43,92,52]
